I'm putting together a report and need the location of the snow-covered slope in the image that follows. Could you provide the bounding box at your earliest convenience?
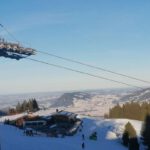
[120,88,150,102]
[0,112,143,150]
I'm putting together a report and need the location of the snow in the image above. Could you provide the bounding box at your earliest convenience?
[106,131,117,139]
[73,95,119,116]
[0,112,27,122]
[0,113,144,150]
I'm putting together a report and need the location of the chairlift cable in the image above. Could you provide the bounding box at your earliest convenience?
[36,50,150,84]
[26,57,144,90]
[0,23,149,86]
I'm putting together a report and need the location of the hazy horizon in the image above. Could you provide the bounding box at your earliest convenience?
[0,86,137,96]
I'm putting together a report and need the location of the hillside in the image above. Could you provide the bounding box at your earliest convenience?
[0,89,132,116]
[51,92,92,107]
[0,113,143,150]
[120,88,150,102]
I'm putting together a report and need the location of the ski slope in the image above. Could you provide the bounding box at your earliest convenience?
[0,114,143,150]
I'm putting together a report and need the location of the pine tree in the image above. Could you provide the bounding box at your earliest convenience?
[141,102,149,121]
[16,102,21,113]
[22,100,28,112]
[122,131,129,146]
[109,104,122,118]
[122,122,139,150]
[28,99,33,112]
[141,114,150,149]
[129,138,139,150]
[32,99,39,111]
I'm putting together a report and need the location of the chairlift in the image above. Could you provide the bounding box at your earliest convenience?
[0,38,36,60]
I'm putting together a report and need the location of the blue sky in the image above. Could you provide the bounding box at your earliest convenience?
[0,0,150,94]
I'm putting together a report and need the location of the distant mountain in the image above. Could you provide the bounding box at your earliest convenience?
[120,88,150,102]
[0,88,133,113]
[51,92,92,107]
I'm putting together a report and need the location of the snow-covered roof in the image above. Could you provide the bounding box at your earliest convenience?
[52,111,77,119]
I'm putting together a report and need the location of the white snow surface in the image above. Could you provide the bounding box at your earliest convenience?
[0,112,143,150]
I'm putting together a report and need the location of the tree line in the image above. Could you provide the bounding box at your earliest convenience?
[9,98,39,115]
[105,101,150,121]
